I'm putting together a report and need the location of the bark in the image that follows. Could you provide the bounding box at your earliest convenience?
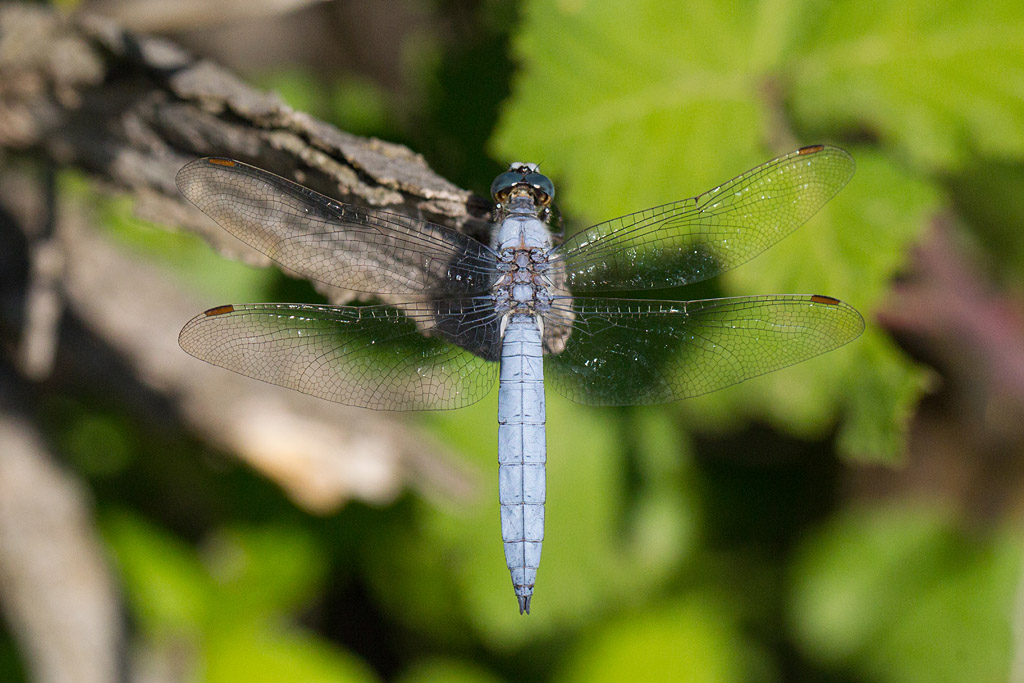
[0,4,490,274]
[0,385,122,683]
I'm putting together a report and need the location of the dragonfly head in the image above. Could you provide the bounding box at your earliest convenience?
[491,162,555,209]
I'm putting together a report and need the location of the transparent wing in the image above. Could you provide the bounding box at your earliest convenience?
[178,298,502,411]
[551,146,854,292]
[176,158,498,296]
[541,294,864,406]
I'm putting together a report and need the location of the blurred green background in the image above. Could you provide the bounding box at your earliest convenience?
[4,0,1024,681]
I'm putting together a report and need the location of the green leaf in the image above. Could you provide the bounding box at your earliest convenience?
[788,503,1021,683]
[789,0,1024,171]
[492,1,766,219]
[396,658,503,683]
[104,512,373,680]
[492,1,954,459]
[836,332,933,462]
[555,595,757,683]
[206,621,378,683]
[330,77,392,137]
[103,510,212,634]
[951,159,1024,284]
[53,400,137,476]
[256,68,324,119]
[202,524,328,624]
[359,500,475,644]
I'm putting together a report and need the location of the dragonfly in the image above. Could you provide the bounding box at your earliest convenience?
[176,145,864,615]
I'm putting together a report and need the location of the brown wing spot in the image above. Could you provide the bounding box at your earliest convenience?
[797,145,825,155]
[810,295,840,305]
[204,304,235,316]
[207,158,236,167]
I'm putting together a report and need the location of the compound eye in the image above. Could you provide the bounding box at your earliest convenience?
[524,172,555,204]
[490,171,521,201]
[525,173,554,196]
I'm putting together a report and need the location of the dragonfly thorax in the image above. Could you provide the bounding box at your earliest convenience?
[490,165,557,321]
[493,241,554,317]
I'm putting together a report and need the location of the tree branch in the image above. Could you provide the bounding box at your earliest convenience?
[0,375,122,683]
[0,4,490,272]
[0,3,483,513]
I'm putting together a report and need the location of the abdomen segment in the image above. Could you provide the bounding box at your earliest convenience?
[497,314,546,614]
